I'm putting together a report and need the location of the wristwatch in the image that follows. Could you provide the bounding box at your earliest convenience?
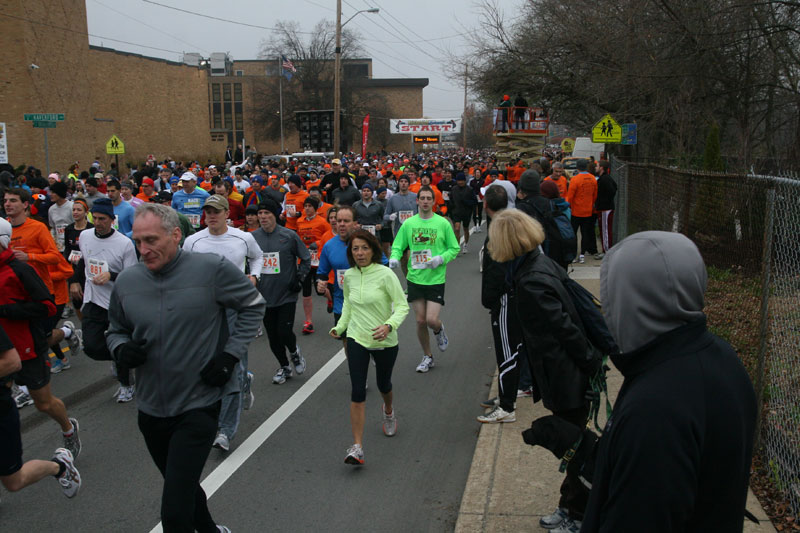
[385,324,393,332]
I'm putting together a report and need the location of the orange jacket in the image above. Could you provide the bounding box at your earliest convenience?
[283,190,309,231]
[10,218,60,294]
[48,254,74,306]
[544,175,568,198]
[296,215,330,251]
[565,172,598,217]
[317,202,333,221]
[304,179,322,191]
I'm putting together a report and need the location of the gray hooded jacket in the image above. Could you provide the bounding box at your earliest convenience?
[600,231,707,353]
[107,250,266,418]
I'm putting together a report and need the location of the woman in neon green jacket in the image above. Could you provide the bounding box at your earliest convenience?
[331,229,409,466]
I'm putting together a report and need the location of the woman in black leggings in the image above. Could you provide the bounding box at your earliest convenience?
[330,230,409,466]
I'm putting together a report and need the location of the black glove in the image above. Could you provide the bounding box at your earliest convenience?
[115,341,148,368]
[288,276,302,293]
[200,352,238,387]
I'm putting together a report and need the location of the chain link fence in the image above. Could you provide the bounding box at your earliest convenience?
[610,156,800,514]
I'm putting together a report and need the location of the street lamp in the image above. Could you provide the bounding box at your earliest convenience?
[334,4,379,158]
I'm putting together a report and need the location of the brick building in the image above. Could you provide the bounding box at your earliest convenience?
[0,0,427,173]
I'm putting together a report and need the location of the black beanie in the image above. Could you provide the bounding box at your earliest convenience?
[257,199,281,219]
[519,169,541,195]
[50,181,68,199]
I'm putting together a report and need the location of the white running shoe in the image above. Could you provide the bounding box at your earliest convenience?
[213,432,230,452]
[243,372,254,410]
[63,418,81,459]
[416,355,434,373]
[63,321,82,354]
[434,325,449,351]
[291,349,306,375]
[578,254,585,264]
[13,386,34,408]
[477,405,516,424]
[115,385,135,403]
[344,443,364,465]
[382,404,397,437]
[272,366,292,384]
[53,448,81,498]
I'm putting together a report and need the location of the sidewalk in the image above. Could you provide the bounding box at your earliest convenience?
[455,263,775,532]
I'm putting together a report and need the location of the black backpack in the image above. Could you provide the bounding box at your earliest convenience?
[527,200,577,266]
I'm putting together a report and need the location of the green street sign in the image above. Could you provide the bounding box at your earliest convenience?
[24,113,65,122]
[33,121,57,128]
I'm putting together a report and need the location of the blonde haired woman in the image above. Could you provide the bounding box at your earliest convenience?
[488,209,598,532]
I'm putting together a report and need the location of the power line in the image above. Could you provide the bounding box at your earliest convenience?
[368,0,450,57]
[92,0,210,54]
[141,0,316,34]
[0,11,186,55]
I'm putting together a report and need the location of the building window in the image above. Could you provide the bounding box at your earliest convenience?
[213,103,222,129]
[343,63,369,78]
[265,65,278,76]
[224,114,232,130]
[212,84,221,102]
[235,112,243,130]
[223,83,231,102]
[234,83,242,102]
[235,70,243,77]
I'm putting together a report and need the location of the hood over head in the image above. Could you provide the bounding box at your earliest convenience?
[600,231,707,353]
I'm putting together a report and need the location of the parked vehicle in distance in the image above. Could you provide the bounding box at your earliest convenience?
[561,157,591,177]
[572,137,605,160]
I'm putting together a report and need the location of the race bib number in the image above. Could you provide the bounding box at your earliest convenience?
[362,225,376,236]
[68,250,82,264]
[399,210,413,223]
[55,225,67,251]
[187,214,201,228]
[336,269,347,287]
[285,203,296,217]
[262,252,280,274]
[87,258,109,279]
[442,191,450,201]
[310,250,319,267]
[411,249,432,269]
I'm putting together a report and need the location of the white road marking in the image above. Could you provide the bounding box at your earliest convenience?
[149,348,346,533]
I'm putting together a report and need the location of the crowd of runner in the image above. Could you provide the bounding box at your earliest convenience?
[0,146,756,533]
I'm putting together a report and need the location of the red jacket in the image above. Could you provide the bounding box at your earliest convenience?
[0,248,57,361]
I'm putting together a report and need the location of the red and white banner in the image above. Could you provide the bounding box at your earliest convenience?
[361,114,370,159]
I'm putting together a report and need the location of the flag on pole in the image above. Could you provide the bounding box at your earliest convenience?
[281,55,296,80]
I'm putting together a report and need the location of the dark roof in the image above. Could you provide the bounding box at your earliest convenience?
[352,78,429,88]
[89,45,193,67]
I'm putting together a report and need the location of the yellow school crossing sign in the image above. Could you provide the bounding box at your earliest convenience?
[106,134,125,154]
[591,114,622,143]
[560,138,575,153]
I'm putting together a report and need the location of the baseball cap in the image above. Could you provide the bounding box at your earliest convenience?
[142,178,155,187]
[151,191,172,203]
[180,172,196,181]
[331,158,341,165]
[203,194,229,211]
[93,172,104,180]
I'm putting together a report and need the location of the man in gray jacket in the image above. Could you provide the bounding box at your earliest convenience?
[107,203,265,533]
[250,199,311,385]
[382,175,417,278]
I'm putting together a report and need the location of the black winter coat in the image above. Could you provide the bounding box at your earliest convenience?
[512,249,592,412]
[582,318,756,532]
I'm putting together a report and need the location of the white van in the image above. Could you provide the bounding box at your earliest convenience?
[572,137,605,160]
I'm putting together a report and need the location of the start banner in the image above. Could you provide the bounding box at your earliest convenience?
[390,118,462,134]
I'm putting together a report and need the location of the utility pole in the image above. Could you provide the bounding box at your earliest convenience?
[463,65,468,150]
[333,0,342,158]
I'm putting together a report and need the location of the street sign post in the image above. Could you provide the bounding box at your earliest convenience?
[24,112,64,175]
[106,134,125,176]
[24,113,65,122]
[591,114,622,143]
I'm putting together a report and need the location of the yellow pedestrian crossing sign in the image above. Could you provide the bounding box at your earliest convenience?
[561,138,575,153]
[591,114,622,143]
[106,134,125,154]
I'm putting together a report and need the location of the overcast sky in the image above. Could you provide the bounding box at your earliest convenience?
[85,0,497,118]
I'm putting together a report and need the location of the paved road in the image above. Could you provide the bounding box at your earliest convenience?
[3,235,496,532]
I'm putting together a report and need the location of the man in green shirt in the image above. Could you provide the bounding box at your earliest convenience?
[390,186,460,373]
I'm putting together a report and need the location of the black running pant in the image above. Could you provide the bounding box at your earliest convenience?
[571,215,598,255]
[263,302,298,367]
[346,338,398,403]
[83,301,131,386]
[490,294,524,412]
[138,402,220,533]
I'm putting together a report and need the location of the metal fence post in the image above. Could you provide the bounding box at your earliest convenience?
[754,187,776,450]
